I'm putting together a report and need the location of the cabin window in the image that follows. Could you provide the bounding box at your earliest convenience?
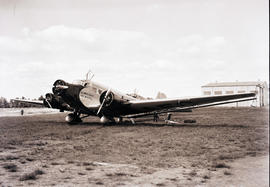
[214,91,222,95]
[225,91,234,94]
[203,91,211,95]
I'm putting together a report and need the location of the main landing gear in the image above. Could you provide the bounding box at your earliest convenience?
[65,112,82,124]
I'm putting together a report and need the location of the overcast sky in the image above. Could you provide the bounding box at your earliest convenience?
[0,0,268,100]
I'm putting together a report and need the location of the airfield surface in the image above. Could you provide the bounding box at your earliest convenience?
[0,107,268,186]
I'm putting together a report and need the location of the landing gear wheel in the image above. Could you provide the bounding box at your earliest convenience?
[65,113,82,124]
[115,117,123,123]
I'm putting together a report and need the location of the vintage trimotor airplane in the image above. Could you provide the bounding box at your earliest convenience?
[13,73,257,124]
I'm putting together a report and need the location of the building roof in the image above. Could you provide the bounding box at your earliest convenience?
[201,81,267,88]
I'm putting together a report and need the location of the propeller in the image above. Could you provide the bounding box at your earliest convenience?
[97,88,112,115]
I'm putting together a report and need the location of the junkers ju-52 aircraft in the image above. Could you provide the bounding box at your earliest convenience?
[14,73,256,124]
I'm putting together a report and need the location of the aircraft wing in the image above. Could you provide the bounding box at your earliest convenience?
[124,97,255,118]
[11,99,44,106]
[11,98,73,112]
[124,92,256,117]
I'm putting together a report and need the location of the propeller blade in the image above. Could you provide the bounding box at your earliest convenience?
[97,98,106,115]
[55,85,69,89]
[97,88,111,115]
[105,88,111,97]
[44,99,52,108]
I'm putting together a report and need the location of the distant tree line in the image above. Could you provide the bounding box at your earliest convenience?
[0,96,44,108]
[0,97,9,108]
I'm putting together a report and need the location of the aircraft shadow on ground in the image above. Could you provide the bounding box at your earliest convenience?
[75,122,247,128]
[35,120,247,128]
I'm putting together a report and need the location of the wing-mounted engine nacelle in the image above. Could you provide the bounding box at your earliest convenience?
[43,93,71,111]
[43,93,59,108]
[52,79,69,96]
[97,89,126,116]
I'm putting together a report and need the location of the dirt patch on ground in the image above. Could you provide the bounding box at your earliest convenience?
[206,155,269,187]
[0,107,268,186]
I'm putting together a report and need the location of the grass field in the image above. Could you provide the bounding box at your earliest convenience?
[0,107,268,186]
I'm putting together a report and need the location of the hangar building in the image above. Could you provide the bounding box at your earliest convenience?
[201,81,268,107]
